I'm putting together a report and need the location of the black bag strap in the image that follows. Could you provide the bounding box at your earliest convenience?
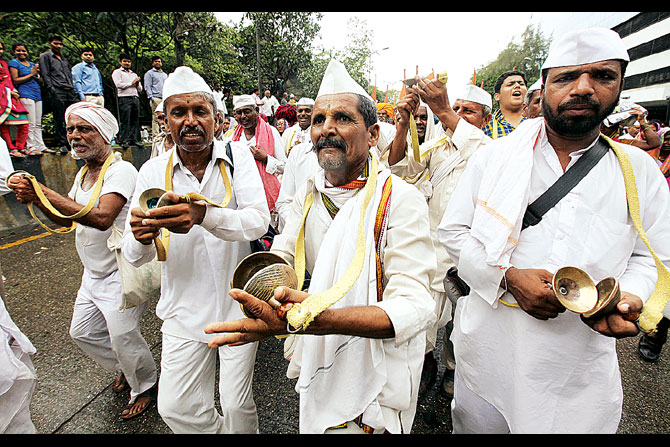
[225,141,234,177]
[522,136,610,230]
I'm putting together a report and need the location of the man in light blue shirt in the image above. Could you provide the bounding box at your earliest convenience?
[71,47,104,106]
[143,56,168,138]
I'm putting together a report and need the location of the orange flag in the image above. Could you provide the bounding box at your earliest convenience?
[371,85,377,103]
[384,86,389,103]
[473,68,477,85]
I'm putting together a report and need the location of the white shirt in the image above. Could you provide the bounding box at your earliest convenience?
[272,165,437,433]
[437,123,670,433]
[275,142,319,230]
[235,125,287,177]
[0,138,14,196]
[68,154,137,278]
[122,140,270,343]
[390,118,490,291]
[281,124,311,156]
[260,95,279,117]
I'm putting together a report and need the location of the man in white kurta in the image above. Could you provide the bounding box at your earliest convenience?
[437,28,670,433]
[389,81,492,396]
[123,67,270,433]
[281,97,313,156]
[204,59,437,434]
[231,94,287,179]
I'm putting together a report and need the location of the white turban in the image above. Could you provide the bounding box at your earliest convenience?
[64,102,118,144]
[542,27,629,72]
[155,101,164,114]
[454,84,493,110]
[233,95,256,111]
[162,66,213,102]
[317,59,372,100]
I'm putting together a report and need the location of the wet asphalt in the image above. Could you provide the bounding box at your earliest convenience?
[0,226,668,435]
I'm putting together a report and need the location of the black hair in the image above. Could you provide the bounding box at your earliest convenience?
[356,94,378,128]
[80,46,93,55]
[47,35,62,43]
[119,54,131,61]
[151,56,162,62]
[494,70,527,94]
[11,41,27,53]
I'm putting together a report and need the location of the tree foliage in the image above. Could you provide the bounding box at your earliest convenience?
[0,11,381,120]
[473,24,551,103]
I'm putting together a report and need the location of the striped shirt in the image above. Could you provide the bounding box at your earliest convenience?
[483,109,526,140]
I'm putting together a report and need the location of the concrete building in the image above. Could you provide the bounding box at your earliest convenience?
[534,11,670,124]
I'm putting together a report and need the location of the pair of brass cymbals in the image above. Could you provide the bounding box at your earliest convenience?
[552,266,624,319]
[232,252,298,318]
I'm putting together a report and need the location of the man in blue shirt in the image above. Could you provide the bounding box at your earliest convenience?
[143,56,168,139]
[71,47,105,107]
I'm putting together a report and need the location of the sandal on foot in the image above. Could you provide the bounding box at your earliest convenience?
[112,372,129,393]
[121,386,156,421]
[9,149,25,158]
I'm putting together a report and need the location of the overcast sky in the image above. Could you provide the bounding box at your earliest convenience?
[214,12,638,100]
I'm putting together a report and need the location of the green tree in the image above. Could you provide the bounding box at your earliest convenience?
[474,23,551,101]
[232,12,322,98]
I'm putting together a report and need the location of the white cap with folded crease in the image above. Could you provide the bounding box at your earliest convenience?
[296,97,315,106]
[317,59,371,99]
[527,79,542,92]
[454,84,492,109]
[541,27,629,72]
[162,66,213,102]
[233,95,257,111]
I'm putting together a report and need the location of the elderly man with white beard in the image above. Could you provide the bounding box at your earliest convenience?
[8,102,158,420]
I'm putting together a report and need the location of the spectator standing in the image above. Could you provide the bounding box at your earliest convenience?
[112,54,143,148]
[483,70,528,139]
[0,42,31,158]
[143,56,167,139]
[8,42,52,154]
[260,90,279,125]
[39,35,78,154]
[71,47,104,106]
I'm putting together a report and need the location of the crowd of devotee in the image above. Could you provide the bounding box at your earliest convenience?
[1,26,669,434]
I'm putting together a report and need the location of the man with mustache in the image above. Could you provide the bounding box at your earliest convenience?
[230,94,287,213]
[437,28,670,433]
[204,59,437,434]
[123,67,270,433]
[483,70,528,139]
[281,97,314,156]
[8,102,158,420]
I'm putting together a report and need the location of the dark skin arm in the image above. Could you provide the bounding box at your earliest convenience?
[129,191,207,245]
[387,91,420,166]
[505,267,643,338]
[9,177,125,231]
[204,286,395,348]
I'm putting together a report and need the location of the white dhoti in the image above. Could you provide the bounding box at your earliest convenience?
[0,342,37,434]
[157,332,259,434]
[69,269,157,402]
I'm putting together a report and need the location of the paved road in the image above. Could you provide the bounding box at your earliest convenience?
[1,226,668,434]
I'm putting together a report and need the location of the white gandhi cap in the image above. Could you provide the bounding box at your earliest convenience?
[541,27,629,72]
[317,59,372,99]
[162,66,213,102]
[454,84,493,110]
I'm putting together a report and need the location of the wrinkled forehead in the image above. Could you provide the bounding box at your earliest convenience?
[314,93,360,114]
